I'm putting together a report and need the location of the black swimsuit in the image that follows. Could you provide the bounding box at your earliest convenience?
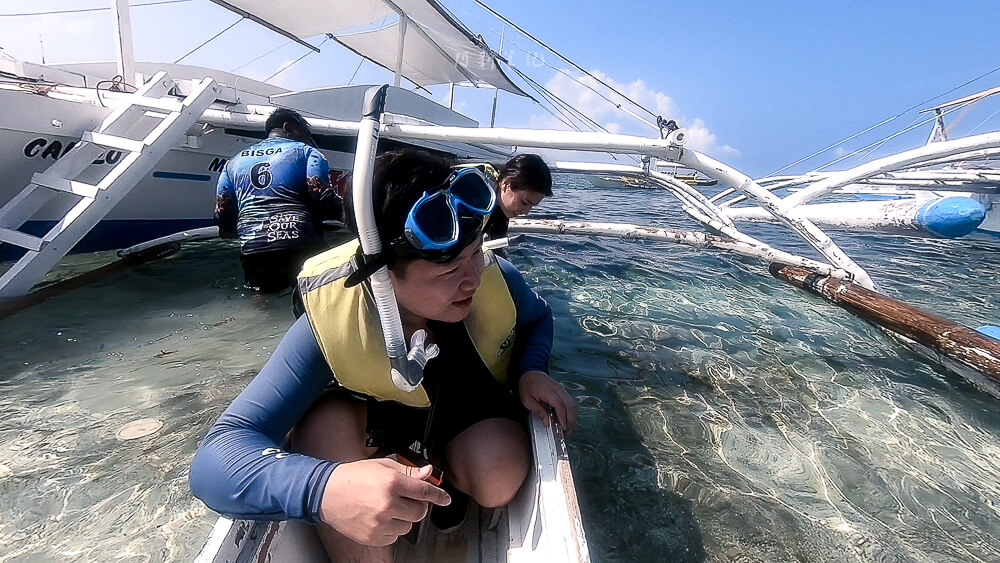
[363,320,526,458]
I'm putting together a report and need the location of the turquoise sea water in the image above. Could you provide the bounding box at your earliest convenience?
[1,175,999,562]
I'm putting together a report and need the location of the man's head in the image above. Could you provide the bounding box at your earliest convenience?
[344,150,494,323]
[497,154,552,218]
[265,108,317,147]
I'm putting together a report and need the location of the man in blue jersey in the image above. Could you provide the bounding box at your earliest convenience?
[215,108,342,293]
[191,150,577,561]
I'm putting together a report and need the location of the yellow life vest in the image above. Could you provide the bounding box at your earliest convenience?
[453,162,500,184]
[297,239,517,408]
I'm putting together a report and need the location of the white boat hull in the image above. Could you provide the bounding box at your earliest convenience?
[0,84,344,259]
[0,64,509,261]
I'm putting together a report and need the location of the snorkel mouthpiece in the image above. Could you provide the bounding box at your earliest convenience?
[390,331,441,391]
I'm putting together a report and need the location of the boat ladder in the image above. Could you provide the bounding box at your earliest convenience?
[0,71,219,299]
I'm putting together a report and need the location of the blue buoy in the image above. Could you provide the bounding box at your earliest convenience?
[978,325,1000,342]
[916,196,987,238]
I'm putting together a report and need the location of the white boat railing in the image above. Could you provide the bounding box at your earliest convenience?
[781,131,1000,208]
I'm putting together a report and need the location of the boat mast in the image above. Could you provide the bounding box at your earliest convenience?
[921,84,1000,145]
[490,26,504,127]
[111,0,137,85]
[927,109,947,144]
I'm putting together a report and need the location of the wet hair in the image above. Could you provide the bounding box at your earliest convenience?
[264,108,310,135]
[343,150,457,260]
[498,153,553,197]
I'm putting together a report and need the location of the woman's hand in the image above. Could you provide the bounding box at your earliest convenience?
[518,370,578,435]
[319,458,451,546]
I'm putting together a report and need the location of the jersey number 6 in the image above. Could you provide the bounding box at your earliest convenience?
[250,162,273,189]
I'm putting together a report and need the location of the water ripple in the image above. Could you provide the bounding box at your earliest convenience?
[1,178,999,561]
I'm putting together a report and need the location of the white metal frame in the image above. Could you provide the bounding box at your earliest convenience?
[0,72,219,298]
[5,77,999,301]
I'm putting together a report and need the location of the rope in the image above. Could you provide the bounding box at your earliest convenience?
[230,40,293,73]
[174,17,244,64]
[815,101,974,172]
[510,70,577,131]
[967,106,1000,135]
[510,65,592,131]
[508,63,636,163]
[768,64,1000,176]
[265,35,331,82]
[852,114,923,162]
[95,74,138,107]
[476,0,658,123]
[347,58,365,85]
[496,35,660,133]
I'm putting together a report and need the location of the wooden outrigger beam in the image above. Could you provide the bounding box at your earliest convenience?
[770,264,1000,396]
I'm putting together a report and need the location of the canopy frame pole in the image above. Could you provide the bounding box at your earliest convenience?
[393,15,407,87]
[206,0,320,53]
[490,26,505,127]
[380,0,481,87]
[111,0,137,85]
[475,0,659,131]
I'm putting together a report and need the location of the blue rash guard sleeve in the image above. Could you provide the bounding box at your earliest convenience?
[305,146,330,180]
[189,316,338,523]
[497,255,554,380]
[304,147,344,221]
[190,256,552,524]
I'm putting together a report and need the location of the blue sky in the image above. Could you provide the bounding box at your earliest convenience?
[2,0,999,177]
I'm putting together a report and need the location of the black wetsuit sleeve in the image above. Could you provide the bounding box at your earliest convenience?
[214,165,238,236]
[497,255,554,382]
[189,316,338,523]
[485,208,510,239]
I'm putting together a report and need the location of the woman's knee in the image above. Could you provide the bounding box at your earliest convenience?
[446,418,530,508]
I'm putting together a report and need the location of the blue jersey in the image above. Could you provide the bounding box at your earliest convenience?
[189,257,554,523]
[215,137,338,255]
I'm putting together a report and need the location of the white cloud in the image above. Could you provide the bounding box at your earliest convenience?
[833,146,848,157]
[527,68,738,158]
[683,118,738,157]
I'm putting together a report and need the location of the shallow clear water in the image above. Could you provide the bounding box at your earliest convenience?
[1,176,999,562]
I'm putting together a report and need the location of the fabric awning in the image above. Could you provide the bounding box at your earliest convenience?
[210,0,529,96]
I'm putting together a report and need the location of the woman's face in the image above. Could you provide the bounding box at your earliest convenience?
[498,178,546,218]
[390,237,486,324]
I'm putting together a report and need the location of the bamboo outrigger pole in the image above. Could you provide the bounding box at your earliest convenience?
[770,264,1000,396]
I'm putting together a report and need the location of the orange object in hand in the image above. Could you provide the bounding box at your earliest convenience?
[393,452,444,486]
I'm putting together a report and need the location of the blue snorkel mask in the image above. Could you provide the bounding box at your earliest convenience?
[345,167,496,286]
[401,167,496,256]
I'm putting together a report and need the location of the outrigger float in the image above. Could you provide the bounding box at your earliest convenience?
[2,1,1000,561]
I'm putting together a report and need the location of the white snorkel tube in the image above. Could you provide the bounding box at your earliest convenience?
[352,85,439,392]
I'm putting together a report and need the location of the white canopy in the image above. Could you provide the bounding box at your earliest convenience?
[210,0,528,96]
